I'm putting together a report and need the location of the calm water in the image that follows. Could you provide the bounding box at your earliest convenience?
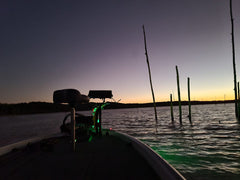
[0,103,240,179]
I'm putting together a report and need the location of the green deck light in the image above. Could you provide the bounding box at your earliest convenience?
[93,107,97,111]
[92,107,98,115]
[101,103,109,110]
[97,119,100,123]
[88,135,93,142]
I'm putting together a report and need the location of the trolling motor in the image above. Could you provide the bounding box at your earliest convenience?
[53,89,89,151]
[88,90,113,135]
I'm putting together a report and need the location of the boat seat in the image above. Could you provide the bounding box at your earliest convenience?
[53,89,89,107]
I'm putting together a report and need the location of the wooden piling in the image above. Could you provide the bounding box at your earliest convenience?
[142,25,158,123]
[238,82,240,120]
[170,94,174,123]
[71,108,76,151]
[188,77,192,125]
[238,82,240,99]
[230,0,238,119]
[176,66,182,125]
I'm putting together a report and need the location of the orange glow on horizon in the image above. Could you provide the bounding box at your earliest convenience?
[120,92,235,103]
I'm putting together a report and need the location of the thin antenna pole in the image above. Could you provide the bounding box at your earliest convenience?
[230,0,238,119]
[142,25,158,123]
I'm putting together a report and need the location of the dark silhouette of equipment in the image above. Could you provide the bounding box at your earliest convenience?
[88,90,113,135]
[53,89,89,151]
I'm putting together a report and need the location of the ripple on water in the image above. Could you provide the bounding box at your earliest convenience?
[0,104,239,179]
[101,104,240,179]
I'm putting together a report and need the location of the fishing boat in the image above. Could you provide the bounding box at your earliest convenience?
[0,89,185,180]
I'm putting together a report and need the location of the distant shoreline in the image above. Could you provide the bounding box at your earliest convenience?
[0,100,234,116]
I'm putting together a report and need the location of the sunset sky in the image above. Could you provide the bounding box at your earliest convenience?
[1,0,240,103]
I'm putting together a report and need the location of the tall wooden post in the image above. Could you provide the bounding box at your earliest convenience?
[176,66,182,125]
[71,108,76,151]
[188,77,192,125]
[230,0,238,119]
[143,25,158,123]
[238,82,240,120]
[238,82,240,99]
[170,94,174,123]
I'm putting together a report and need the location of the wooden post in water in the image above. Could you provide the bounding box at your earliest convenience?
[71,107,76,151]
[176,66,182,125]
[230,0,238,119]
[142,25,158,123]
[238,82,240,120]
[170,94,174,123]
[238,82,240,99]
[188,77,192,125]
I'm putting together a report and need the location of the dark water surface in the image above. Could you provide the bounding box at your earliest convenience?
[0,103,239,179]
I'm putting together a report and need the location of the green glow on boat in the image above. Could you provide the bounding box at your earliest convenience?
[92,107,98,116]
[101,103,110,110]
[88,135,93,142]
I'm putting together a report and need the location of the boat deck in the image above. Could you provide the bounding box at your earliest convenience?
[0,132,161,179]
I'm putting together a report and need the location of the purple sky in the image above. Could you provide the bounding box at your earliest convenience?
[1,0,240,103]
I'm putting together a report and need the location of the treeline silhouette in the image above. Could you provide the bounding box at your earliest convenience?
[0,102,70,116]
[0,100,233,116]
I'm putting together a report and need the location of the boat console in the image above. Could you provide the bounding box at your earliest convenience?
[88,90,113,136]
[88,90,113,99]
[53,89,113,151]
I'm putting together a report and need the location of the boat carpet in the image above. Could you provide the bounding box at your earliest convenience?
[0,133,161,180]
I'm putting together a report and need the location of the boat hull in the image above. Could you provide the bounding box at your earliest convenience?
[0,130,185,180]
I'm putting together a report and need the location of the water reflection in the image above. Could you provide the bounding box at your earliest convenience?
[0,103,239,179]
[100,103,240,179]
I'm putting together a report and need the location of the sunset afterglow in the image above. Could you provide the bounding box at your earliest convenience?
[1,0,240,104]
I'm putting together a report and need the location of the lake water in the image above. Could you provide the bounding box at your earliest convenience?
[0,103,239,179]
